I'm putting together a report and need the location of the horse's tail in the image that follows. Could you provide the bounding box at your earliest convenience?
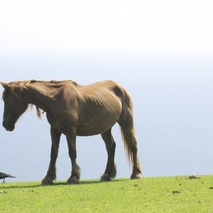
[118,87,142,176]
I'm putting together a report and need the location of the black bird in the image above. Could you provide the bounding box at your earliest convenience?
[0,172,15,183]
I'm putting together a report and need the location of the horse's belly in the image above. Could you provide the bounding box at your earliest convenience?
[76,125,101,136]
[77,94,122,136]
[76,116,119,136]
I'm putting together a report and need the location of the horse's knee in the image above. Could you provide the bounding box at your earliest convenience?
[106,142,116,156]
[69,150,77,160]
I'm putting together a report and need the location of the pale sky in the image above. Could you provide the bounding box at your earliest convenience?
[0,0,213,181]
[0,0,213,57]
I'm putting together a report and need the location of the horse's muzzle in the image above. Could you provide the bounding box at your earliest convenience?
[2,121,15,131]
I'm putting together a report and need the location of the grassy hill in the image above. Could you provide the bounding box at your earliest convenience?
[0,175,213,212]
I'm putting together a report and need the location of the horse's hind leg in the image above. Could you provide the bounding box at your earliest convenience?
[100,128,117,181]
[66,128,81,184]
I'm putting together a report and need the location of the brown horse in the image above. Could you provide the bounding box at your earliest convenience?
[0,79,141,184]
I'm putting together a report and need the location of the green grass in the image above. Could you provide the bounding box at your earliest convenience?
[0,175,213,212]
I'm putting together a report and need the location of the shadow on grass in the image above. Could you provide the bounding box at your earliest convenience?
[0,178,128,189]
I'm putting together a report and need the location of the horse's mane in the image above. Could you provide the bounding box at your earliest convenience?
[19,80,33,89]
[27,104,43,119]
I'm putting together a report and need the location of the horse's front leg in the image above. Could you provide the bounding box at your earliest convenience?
[66,128,81,184]
[42,127,61,184]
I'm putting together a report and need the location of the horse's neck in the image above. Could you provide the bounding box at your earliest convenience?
[22,84,54,112]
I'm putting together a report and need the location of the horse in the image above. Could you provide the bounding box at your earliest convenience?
[0,79,142,184]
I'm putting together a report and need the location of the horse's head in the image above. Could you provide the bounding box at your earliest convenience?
[0,82,28,131]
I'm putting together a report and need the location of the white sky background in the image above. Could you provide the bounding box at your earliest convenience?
[0,0,213,58]
[0,0,213,181]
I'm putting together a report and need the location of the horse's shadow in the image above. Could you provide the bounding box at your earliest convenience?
[0,178,126,189]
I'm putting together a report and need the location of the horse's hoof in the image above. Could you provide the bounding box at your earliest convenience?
[100,174,112,181]
[67,177,80,184]
[41,179,54,185]
[130,174,141,179]
[41,174,56,185]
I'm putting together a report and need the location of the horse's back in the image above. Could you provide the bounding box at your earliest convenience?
[79,80,126,99]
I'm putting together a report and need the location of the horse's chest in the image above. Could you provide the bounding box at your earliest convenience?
[46,113,66,132]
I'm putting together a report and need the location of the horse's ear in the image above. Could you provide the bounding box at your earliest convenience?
[0,82,10,90]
